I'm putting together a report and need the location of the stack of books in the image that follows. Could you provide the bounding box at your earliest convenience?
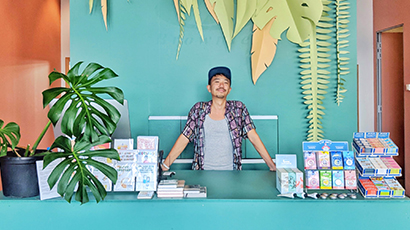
[156,180,185,198]
[183,185,207,198]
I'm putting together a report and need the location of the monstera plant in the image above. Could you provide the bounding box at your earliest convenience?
[42,61,123,204]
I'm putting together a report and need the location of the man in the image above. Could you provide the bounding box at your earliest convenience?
[161,66,276,171]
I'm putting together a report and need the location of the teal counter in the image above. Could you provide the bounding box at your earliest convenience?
[1,170,410,230]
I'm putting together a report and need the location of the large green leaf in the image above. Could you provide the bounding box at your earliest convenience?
[44,135,119,204]
[252,0,323,44]
[207,0,234,50]
[42,62,124,143]
[0,120,21,157]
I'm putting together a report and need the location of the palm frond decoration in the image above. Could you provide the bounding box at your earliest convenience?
[335,0,350,105]
[89,0,109,30]
[175,0,204,59]
[299,0,332,142]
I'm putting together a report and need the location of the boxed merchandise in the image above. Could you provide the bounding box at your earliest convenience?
[355,158,376,176]
[380,158,402,176]
[304,151,317,169]
[342,151,355,169]
[332,170,344,189]
[331,151,343,169]
[117,150,137,162]
[136,150,158,164]
[353,132,398,156]
[275,154,303,194]
[344,170,357,190]
[135,164,157,191]
[369,158,389,176]
[316,151,331,169]
[371,177,392,197]
[305,170,320,189]
[114,138,134,150]
[358,178,378,198]
[319,171,332,189]
[384,177,405,198]
[137,136,159,151]
[113,163,135,191]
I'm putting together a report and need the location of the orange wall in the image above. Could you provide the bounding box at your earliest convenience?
[0,1,61,190]
[374,1,410,192]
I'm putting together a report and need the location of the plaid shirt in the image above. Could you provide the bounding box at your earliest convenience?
[182,100,255,170]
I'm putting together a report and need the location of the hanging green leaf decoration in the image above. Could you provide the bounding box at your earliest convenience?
[233,0,256,38]
[252,0,323,44]
[175,0,204,59]
[250,0,323,83]
[205,0,234,51]
[299,0,332,142]
[335,0,350,105]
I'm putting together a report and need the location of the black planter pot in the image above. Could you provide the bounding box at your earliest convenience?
[0,152,44,198]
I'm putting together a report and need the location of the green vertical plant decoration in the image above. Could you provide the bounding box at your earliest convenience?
[335,0,350,105]
[174,0,204,59]
[299,0,332,141]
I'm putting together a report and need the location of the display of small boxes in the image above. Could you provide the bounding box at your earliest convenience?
[135,136,159,192]
[354,132,405,198]
[276,154,304,194]
[302,140,355,190]
[353,132,398,156]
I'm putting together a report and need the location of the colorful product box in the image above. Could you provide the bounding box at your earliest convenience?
[304,151,317,169]
[305,170,319,189]
[276,168,289,194]
[381,158,402,176]
[320,171,332,189]
[359,179,378,197]
[113,163,136,191]
[344,170,357,190]
[286,168,296,193]
[332,170,344,189]
[371,178,391,197]
[356,158,375,176]
[316,151,331,169]
[384,178,405,198]
[342,151,355,169]
[137,136,159,151]
[331,151,343,169]
[114,138,134,150]
[291,168,304,193]
[135,164,157,191]
[136,150,158,164]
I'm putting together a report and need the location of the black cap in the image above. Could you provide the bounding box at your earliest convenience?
[208,66,231,85]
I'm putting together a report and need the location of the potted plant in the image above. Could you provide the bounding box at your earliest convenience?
[0,61,123,204]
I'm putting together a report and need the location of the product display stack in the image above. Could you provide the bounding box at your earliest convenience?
[113,139,136,191]
[135,136,160,192]
[157,179,185,198]
[353,132,405,198]
[303,140,357,193]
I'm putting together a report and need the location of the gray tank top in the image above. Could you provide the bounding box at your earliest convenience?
[203,114,233,170]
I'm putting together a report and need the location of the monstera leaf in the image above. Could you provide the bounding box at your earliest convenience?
[42,61,124,143]
[0,119,21,157]
[252,0,323,44]
[44,135,120,203]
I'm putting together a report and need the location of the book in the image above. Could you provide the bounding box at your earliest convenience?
[158,180,185,189]
[183,185,201,193]
[184,187,207,198]
[137,191,154,199]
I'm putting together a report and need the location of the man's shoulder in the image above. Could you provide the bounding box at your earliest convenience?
[227,100,246,108]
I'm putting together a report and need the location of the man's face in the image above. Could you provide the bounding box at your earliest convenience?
[207,74,231,99]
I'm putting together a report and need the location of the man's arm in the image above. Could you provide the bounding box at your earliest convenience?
[161,134,190,171]
[247,129,276,171]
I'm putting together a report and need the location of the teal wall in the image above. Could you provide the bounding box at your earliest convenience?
[70,0,357,168]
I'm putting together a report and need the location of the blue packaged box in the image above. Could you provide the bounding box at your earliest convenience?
[342,151,355,169]
[331,151,343,169]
